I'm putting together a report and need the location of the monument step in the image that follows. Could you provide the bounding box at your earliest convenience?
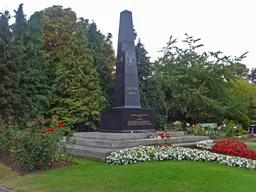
[73,135,209,149]
[73,132,158,140]
[66,145,120,161]
[67,136,209,160]
[74,137,166,149]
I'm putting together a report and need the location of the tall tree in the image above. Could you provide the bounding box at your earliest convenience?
[18,10,51,118]
[224,79,251,120]
[136,39,167,129]
[136,39,152,81]
[42,5,78,110]
[42,5,77,56]
[0,10,21,119]
[52,21,106,129]
[248,68,256,84]
[87,22,114,108]
[156,34,248,124]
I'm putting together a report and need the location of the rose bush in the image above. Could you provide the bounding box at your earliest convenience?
[0,115,74,171]
[106,146,256,171]
[0,119,16,156]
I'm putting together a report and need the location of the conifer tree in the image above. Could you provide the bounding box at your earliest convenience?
[87,22,114,108]
[19,10,51,118]
[136,39,167,129]
[42,6,78,111]
[0,10,21,119]
[52,21,106,129]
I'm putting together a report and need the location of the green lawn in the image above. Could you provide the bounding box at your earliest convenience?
[1,158,256,192]
[248,145,256,150]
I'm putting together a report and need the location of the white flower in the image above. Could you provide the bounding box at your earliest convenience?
[105,145,256,171]
[186,123,190,127]
[196,140,214,150]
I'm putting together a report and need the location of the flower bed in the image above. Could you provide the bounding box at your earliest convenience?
[106,146,256,170]
[197,139,256,160]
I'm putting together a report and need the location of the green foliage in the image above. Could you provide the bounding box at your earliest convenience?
[248,84,256,120]
[156,34,248,123]
[186,124,206,136]
[224,79,251,120]
[166,121,183,131]
[52,22,106,129]
[0,10,22,120]
[222,120,236,137]
[173,121,182,130]
[136,39,167,129]
[186,124,223,139]
[87,22,115,108]
[248,68,256,84]
[10,116,73,171]
[237,126,244,136]
[19,10,51,119]
[42,6,78,113]
[241,114,251,130]
[42,5,77,56]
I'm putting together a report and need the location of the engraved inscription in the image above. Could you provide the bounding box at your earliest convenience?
[128,91,136,95]
[130,114,148,117]
[126,86,138,95]
[127,120,152,126]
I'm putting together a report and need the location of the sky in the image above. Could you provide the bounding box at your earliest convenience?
[2,0,255,69]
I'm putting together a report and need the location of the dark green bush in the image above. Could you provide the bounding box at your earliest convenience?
[241,115,251,130]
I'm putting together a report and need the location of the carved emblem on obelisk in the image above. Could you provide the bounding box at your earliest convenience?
[126,51,135,66]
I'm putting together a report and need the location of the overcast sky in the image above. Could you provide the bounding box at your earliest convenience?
[2,0,255,69]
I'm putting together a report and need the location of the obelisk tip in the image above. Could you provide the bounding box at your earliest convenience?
[121,10,132,14]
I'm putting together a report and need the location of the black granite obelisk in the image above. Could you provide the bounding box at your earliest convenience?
[100,10,155,133]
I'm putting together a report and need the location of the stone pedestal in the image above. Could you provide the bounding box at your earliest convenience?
[100,108,155,133]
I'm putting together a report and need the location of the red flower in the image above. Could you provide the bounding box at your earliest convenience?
[0,130,2,134]
[34,140,38,145]
[57,123,65,128]
[53,114,59,120]
[159,144,170,147]
[44,130,49,134]
[49,127,55,133]
[159,132,165,138]
[212,139,256,160]
[28,131,33,135]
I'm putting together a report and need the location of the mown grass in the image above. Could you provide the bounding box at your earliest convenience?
[248,145,256,150]
[1,157,256,192]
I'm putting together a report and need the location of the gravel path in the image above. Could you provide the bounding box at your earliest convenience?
[245,142,256,146]
[0,186,14,192]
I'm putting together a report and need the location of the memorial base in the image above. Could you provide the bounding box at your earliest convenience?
[100,108,155,133]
